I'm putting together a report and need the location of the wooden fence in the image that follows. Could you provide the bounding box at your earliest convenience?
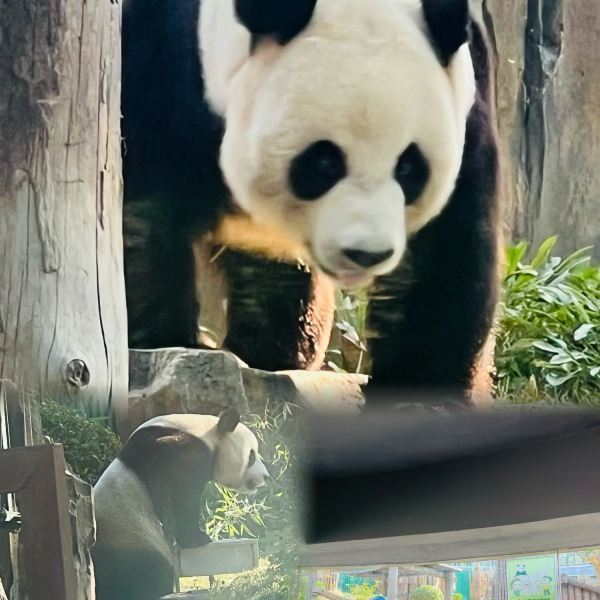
[562,576,600,600]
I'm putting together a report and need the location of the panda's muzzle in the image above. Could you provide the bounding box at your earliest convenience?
[245,475,268,492]
[342,247,395,269]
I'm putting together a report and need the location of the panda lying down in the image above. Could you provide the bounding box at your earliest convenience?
[92,410,268,600]
[123,0,500,402]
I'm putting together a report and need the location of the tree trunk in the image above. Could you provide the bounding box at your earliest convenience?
[0,0,127,418]
[481,0,600,258]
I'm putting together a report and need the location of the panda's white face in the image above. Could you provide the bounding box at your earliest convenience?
[213,420,270,493]
[210,0,476,289]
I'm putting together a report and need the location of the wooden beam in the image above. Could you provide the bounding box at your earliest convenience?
[300,513,600,568]
[0,445,77,600]
[314,591,348,600]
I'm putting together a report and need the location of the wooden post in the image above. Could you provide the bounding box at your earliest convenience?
[0,445,77,600]
[480,0,600,259]
[388,566,399,600]
[306,572,317,598]
[498,559,508,600]
[0,0,127,420]
[444,571,455,600]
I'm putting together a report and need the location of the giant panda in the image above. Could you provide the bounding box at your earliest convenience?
[92,409,269,600]
[122,0,500,403]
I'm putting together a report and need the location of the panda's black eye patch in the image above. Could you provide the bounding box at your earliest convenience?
[394,143,430,205]
[248,449,256,468]
[289,140,347,201]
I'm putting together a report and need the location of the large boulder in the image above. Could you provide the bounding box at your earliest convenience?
[125,348,366,437]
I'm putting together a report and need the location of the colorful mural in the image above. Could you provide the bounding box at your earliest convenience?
[507,555,557,600]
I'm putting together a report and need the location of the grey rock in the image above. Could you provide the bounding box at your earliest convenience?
[125,349,366,437]
[125,349,250,437]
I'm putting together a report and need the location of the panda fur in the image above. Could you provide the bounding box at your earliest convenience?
[92,410,268,600]
[123,0,500,402]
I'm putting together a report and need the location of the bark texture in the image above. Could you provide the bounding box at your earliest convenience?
[482,0,600,257]
[0,0,127,417]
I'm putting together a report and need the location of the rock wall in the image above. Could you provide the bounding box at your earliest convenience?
[480,0,600,258]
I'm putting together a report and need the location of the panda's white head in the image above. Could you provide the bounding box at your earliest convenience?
[202,0,476,289]
[137,409,269,494]
[211,409,270,493]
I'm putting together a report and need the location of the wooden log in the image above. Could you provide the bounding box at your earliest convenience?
[480,0,600,258]
[0,0,127,419]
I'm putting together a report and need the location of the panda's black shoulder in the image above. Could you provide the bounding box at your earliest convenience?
[120,425,215,479]
[121,0,226,209]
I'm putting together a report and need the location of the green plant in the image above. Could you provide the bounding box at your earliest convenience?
[326,288,370,374]
[496,237,600,404]
[206,560,294,600]
[349,581,380,600]
[40,398,122,485]
[410,585,444,600]
[200,399,306,597]
[453,593,463,600]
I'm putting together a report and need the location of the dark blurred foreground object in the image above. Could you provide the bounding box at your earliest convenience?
[301,406,600,568]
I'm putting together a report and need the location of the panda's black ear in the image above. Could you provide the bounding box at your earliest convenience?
[422,0,469,66]
[235,0,318,44]
[217,408,241,436]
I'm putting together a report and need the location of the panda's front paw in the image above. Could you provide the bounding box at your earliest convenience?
[176,528,212,549]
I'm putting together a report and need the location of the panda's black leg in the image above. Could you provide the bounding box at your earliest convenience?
[219,250,335,371]
[124,198,208,349]
[173,494,212,549]
[367,99,499,406]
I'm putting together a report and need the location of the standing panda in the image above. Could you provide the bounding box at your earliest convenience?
[92,410,268,600]
[122,0,500,403]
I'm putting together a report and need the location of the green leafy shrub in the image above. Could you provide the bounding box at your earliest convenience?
[453,594,463,600]
[496,237,600,404]
[200,400,305,598]
[410,585,444,600]
[348,581,380,600]
[40,398,122,485]
[206,560,293,600]
[326,288,370,374]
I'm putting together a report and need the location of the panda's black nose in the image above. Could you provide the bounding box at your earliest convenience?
[342,248,394,268]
